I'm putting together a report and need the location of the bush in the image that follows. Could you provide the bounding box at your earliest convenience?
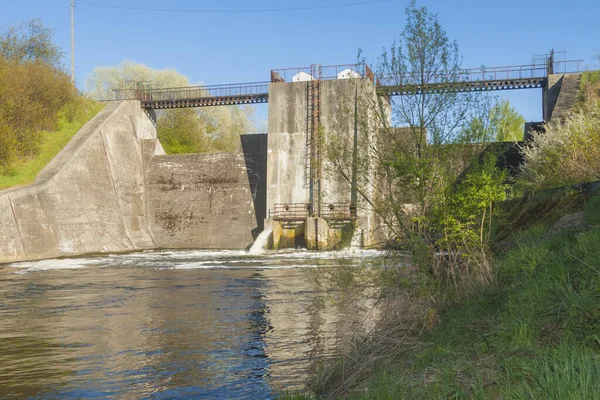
[519,101,600,191]
[0,56,75,172]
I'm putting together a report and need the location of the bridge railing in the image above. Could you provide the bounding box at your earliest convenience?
[134,81,270,102]
[271,63,374,83]
[377,60,583,87]
[321,203,357,221]
[270,203,311,221]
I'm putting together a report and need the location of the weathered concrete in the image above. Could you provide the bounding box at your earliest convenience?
[146,151,260,249]
[0,100,268,262]
[305,217,333,250]
[241,134,268,239]
[267,78,388,248]
[0,100,161,263]
[267,81,310,209]
[543,73,582,122]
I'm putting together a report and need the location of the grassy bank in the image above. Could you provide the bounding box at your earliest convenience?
[0,98,104,190]
[291,188,600,399]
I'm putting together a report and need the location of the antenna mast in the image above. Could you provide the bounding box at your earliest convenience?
[71,0,75,82]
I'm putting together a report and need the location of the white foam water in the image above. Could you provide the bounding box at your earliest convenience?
[248,228,273,255]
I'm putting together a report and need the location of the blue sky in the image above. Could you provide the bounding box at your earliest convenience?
[1,0,599,124]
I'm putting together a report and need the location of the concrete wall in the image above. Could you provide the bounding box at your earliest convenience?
[267,81,310,210]
[146,134,267,249]
[0,100,162,264]
[241,134,268,238]
[266,78,389,248]
[543,74,582,122]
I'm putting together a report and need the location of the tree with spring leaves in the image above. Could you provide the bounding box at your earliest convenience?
[0,19,63,67]
[86,60,257,154]
[325,1,505,288]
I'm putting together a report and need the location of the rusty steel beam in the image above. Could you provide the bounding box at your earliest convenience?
[379,77,547,96]
[142,93,269,109]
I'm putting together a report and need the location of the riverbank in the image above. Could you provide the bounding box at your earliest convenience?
[0,98,104,190]
[288,184,600,399]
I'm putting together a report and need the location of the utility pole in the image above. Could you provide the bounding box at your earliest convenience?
[71,0,75,82]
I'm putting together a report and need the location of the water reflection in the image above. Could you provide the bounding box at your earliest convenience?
[0,249,381,399]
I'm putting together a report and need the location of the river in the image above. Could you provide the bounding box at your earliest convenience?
[0,249,382,399]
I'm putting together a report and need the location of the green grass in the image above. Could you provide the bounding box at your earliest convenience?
[298,190,600,399]
[580,70,600,90]
[0,98,104,190]
[349,192,600,399]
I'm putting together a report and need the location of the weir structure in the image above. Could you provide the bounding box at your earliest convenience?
[0,52,585,263]
[113,51,582,250]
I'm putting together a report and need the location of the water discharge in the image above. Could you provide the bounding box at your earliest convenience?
[0,248,382,399]
[248,227,273,255]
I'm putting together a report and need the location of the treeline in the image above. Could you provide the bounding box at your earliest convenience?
[85,60,257,154]
[0,19,78,172]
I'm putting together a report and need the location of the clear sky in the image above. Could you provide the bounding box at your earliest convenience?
[1,0,599,124]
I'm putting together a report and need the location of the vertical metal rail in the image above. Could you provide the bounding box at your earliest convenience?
[308,64,322,217]
[304,80,312,191]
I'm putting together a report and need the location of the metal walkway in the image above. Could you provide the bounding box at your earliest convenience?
[377,64,557,95]
[113,57,582,109]
[115,82,270,110]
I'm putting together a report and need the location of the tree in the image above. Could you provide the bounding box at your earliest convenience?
[324,2,504,286]
[85,60,189,101]
[86,60,257,153]
[341,1,489,233]
[0,55,75,171]
[374,1,485,148]
[489,100,525,142]
[0,19,63,67]
[458,100,524,143]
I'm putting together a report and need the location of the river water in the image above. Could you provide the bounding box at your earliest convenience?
[0,249,382,399]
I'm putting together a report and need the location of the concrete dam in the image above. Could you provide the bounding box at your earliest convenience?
[0,59,583,264]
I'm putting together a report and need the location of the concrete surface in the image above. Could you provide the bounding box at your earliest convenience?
[0,100,161,263]
[267,78,389,248]
[543,74,582,122]
[0,100,268,263]
[146,152,259,249]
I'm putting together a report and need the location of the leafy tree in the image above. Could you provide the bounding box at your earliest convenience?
[158,109,208,154]
[0,18,63,67]
[86,60,256,153]
[325,1,505,288]
[458,100,524,143]
[0,56,75,171]
[85,60,189,101]
[374,0,485,148]
[338,1,490,233]
[489,100,525,142]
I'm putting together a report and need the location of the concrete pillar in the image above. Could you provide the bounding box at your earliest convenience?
[268,219,283,250]
[267,78,390,248]
[542,74,564,122]
[305,217,332,250]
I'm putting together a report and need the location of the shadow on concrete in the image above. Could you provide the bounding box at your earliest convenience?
[241,134,268,240]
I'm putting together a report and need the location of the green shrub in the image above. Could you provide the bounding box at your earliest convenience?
[0,97,103,189]
[0,56,76,172]
[519,101,600,191]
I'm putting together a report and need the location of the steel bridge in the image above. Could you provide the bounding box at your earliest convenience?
[113,58,582,110]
